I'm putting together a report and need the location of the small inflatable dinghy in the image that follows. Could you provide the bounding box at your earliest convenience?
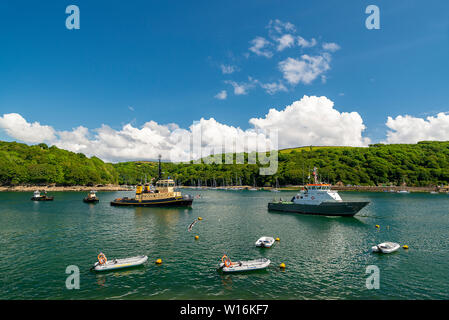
[218,256,270,273]
[92,253,148,272]
[255,236,275,248]
[371,242,400,254]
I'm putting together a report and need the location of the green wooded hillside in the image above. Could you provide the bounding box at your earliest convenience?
[0,141,118,185]
[1,140,449,187]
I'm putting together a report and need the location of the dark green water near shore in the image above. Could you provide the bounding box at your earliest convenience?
[1,190,448,299]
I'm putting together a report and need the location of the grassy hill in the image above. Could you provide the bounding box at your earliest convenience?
[1,140,449,187]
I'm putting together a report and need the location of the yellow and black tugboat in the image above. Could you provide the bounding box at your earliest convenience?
[110,156,193,207]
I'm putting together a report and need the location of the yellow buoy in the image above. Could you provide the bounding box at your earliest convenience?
[155,258,162,264]
[403,245,409,249]
[280,263,286,269]
[198,217,203,220]
[275,237,280,241]
[195,235,199,240]
[375,225,380,228]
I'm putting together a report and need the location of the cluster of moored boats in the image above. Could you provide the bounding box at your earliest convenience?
[91,235,278,273]
[31,190,99,203]
[32,165,405,274]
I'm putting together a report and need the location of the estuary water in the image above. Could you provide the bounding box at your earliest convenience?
[0,190,448,299]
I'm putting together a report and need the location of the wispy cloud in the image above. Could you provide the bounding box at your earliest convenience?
[297,36,317,48]
[218,19,339,96]
[225,78,257,95]
[248,36,273,58]
[214,90,227,100]
[220,64,237,74]
[258,81,288,95]
[322,42,341,52]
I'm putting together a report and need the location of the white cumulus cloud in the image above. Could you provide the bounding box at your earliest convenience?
[385,113,449,144]
[0,113,56,143]
[249,95,370,148]
[0,96,371,162]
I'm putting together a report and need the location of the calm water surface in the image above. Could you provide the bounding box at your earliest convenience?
[0,190,448,299]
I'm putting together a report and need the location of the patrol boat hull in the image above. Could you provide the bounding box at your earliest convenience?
[268,201,369,217]
[110,196,193,207]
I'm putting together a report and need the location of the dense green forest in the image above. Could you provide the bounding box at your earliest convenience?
[1,140,449,187]
[0,141,118,185]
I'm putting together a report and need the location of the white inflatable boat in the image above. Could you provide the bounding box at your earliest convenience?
[371,242,400,254]
[92,254,148,272]
[255,236,275,248]
[219,256,270,273]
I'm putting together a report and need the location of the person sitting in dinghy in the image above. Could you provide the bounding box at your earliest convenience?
[98,252,107,265]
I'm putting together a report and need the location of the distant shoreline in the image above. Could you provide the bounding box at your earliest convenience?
[0,185,130,192]
[182,185,444,193]
[0,184,444,193]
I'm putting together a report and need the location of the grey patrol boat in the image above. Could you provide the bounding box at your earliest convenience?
[268,168,369,217]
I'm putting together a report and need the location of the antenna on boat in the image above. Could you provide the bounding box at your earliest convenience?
[313,167,318,184]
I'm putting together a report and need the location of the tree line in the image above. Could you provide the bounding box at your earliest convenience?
[1,140,449,187]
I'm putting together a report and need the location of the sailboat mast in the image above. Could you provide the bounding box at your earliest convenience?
[157,154,162,181]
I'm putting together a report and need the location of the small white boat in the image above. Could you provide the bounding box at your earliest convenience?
[255,236,275,248]
[371,242,400,254]
[219,257,270,273]
[397,190,410,194]
[92,254,148,272]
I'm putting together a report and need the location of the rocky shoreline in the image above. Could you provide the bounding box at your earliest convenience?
[0,184,444,193]
[0,185,131,192]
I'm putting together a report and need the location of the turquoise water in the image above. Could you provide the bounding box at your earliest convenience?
[0,190,448,299]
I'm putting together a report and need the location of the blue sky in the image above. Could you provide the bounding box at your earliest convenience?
[0,0,448,160]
